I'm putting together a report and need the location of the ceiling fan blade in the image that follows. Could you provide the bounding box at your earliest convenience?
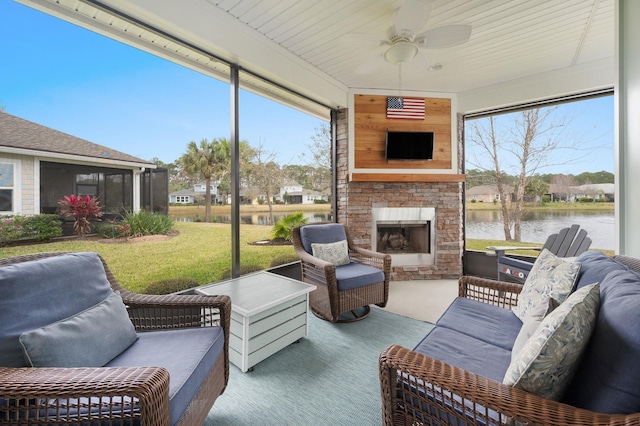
[354,54,388,75]
[340,33,387,47]
[415,24,472,49]
[395,0,432,35]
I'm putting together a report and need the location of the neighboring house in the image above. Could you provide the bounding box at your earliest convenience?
[0,111,167,216]
[466,184,513,203]
[276,182,329,204]
[547,183,615,202]
[170,181,221,204]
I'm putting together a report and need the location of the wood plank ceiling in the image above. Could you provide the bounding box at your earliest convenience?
[206,0,614,93]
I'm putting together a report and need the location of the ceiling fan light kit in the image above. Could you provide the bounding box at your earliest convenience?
[345,0,471,74]
[384,40,419,64]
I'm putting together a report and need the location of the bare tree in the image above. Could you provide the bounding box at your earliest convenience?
[300,122,332,193]
[245,142,282,225]
[468,116,514,240]
[467,106,591,241]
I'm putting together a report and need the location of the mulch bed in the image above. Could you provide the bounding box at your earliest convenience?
[248,238,292,246]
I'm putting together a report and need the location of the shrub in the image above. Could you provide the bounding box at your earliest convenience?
[144,277,199,294]
[22,214,63,241]
[269,254,300,267]
[271,212,308,241]
[0,214,62,246]
[57,194,103,237]
[96,223,131,239]
[219,264,264,280]
[123,210,173,236]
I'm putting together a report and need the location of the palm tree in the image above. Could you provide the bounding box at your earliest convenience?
[178,138,228,222]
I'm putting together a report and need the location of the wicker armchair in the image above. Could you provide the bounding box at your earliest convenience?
[292,222,391,322]
[379,256,640,426]
[0,252,231,426]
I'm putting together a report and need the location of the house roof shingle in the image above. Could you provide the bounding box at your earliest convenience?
[0,111,153,166]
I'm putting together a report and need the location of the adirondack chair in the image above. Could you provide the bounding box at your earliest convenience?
[487,224,592,283]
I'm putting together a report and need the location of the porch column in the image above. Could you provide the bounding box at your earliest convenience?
[616,0,640,256]
[133,169,143,213]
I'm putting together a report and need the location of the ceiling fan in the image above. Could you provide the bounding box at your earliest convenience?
[344,0,472,75]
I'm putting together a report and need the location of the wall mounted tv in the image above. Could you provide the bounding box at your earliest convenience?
[385,131,434,161]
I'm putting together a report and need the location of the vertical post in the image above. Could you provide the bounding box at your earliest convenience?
[616,0,640,256]
[230,65,241,277]
[331,109,338,223]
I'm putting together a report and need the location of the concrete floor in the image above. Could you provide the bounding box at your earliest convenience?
[380,279,459,324]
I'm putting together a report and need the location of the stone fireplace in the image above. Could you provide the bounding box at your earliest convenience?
[335,106,464,281]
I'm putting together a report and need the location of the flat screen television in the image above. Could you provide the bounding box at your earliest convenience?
[385,131,434,160]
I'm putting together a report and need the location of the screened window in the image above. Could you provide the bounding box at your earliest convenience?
[0,162,14,212]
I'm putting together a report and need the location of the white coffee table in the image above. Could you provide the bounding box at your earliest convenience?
[195,271,315,372]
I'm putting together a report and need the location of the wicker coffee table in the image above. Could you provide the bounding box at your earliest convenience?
[195,271,315,372]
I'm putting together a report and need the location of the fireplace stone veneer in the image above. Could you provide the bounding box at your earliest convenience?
[338,181,463,280]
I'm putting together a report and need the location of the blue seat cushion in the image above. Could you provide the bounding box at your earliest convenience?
[413,326,512,382]
[299,223,347,254]
[573,250,629,290]
[435,297,522,351]
[562,269,640,414]
[335,262,384,291]
[106,327,225,426]
[0,252,114,367]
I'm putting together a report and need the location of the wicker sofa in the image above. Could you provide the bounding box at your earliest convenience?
[379,251,640,425]
[0,252,230,426]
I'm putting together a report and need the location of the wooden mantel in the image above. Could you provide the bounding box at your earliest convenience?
[350,173,465,183]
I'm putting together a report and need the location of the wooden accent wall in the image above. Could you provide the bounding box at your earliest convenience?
[354,94,452,170]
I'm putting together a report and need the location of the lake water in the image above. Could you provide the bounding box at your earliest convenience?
[171,209,615,251]
[465,210,615,251]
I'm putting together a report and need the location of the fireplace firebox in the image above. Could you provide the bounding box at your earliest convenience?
[376,221,429,254]
[372,207,435,266]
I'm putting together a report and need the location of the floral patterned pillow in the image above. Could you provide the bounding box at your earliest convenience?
[311,240,350,266]
[503,283,600,400]
[512,249,581,321]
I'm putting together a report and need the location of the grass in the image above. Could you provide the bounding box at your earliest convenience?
[1,220,613,293]
[465,238,614,257]
[0,222,296,293]
[465,201,614,211]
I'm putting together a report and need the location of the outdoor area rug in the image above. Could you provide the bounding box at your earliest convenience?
[205,307,434,426]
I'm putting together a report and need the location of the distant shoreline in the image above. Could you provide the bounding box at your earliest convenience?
[465,201,614,211]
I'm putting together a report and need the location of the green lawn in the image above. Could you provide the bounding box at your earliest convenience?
[1,221,612,293]
[0,222,296,293]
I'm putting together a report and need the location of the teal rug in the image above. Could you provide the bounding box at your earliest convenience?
[205,307,433,426]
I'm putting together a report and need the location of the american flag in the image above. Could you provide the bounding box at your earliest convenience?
[386,97,425,120]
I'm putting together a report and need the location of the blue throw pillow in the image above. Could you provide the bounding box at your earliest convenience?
[0,252,114,367]
[574,251,629,290]
[562,269,640,413]
[19,292,138,367]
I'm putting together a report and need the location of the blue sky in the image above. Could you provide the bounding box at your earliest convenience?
[1,1,614,175]
[0,1,326,166]
[465,95,615,176]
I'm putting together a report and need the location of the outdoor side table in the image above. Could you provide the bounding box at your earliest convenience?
[195,271,315,372]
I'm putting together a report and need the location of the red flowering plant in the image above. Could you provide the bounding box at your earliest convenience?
[57,194,104,237]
